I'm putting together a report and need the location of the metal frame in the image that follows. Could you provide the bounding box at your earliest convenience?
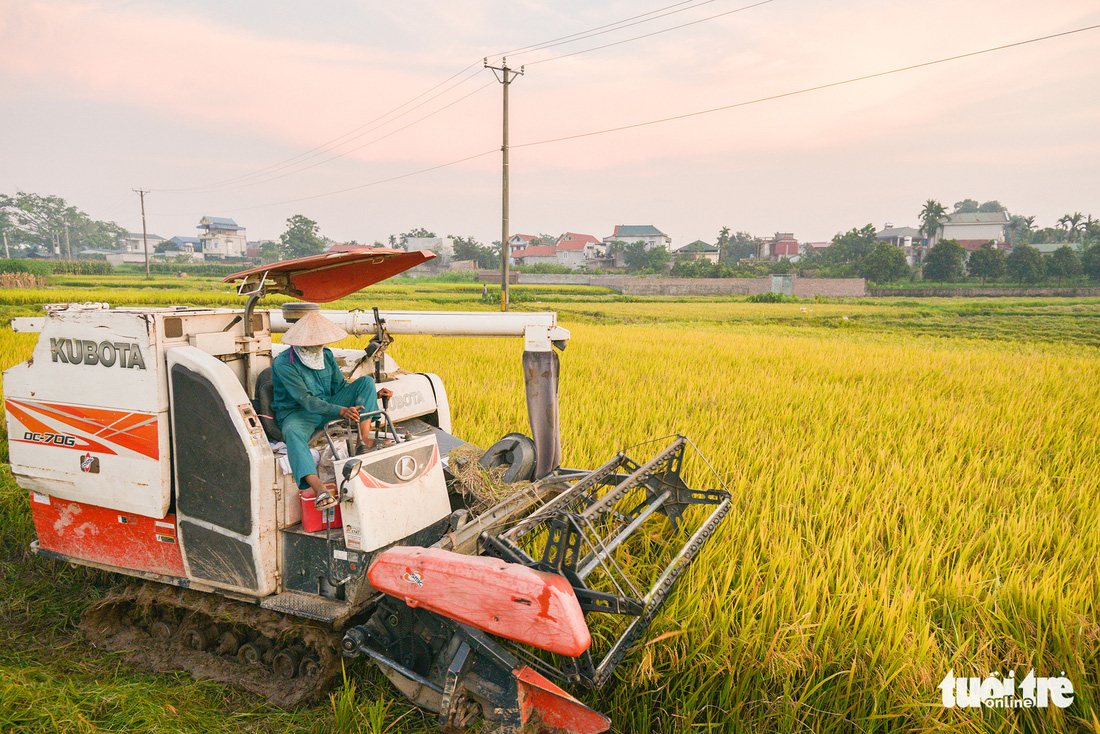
[480,436,731,688]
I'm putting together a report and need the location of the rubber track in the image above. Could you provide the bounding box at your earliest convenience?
[81,583,342,707]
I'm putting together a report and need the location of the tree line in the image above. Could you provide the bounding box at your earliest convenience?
[0,191,126,257]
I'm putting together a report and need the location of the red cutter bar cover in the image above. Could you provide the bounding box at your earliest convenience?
[224,247,434,303]
[515,666,611,734]
[368,546,592,657]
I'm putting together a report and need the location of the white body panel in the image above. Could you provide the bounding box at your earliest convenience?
[167,347,278,596]
[337,435,450,553]
[4,310,170,517]
[3,307,273,519]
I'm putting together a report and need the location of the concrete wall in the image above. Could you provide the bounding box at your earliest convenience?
[871,287,1100,298]
[598,275,866,297]
[610,277,765,296]
[480,272,868,297]
[793,278,867,297]
[516,273,593,285]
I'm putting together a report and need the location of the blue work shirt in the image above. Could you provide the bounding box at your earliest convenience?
[271,347,349,424]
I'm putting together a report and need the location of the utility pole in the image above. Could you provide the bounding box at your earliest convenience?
[485,58,523,312]
[64,224,71,260]
[3,231,8,259]
[133,188,150,279]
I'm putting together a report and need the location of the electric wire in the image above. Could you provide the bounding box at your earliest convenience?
[495,0,720,60]
[159,0,767,194]
[179,80,496,194]
[514,23,1100,146]
[524,0,773,67]
[159,64,487,193]
[187,148,499,217]
[181,22,1099,217]
[97,191,139,222]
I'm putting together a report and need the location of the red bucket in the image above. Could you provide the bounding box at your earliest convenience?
[299,487,342,533]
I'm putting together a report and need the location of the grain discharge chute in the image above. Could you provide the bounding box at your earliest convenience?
[3,249,730,732]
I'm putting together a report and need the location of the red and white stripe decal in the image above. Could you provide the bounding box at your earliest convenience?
[356,443,440,489]
[6,399,159,460]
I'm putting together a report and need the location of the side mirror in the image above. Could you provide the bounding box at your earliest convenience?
[342,459,362,482]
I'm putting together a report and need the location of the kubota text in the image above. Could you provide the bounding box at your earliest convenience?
[50,338,147,369]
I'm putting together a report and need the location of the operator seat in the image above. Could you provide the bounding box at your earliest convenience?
[253,367,335,447]
[253,368,283,442]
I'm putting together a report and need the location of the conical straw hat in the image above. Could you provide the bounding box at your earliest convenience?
[281,310,349,346]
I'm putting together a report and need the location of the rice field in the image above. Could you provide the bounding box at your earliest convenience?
[0,280,1098,733]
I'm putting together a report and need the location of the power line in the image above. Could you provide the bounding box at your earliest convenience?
[524,0,773,67]
[514,23,1100,145]
[187,149,499,216]
[178,22,1100,218]
[172,80,496,195]
[496,0,715,59]
[158,64,487,193]
[157,1,769,195]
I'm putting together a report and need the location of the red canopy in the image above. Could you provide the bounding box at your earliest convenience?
[224,248,434,302]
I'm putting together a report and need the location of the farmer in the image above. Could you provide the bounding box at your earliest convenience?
[273,309,390,509]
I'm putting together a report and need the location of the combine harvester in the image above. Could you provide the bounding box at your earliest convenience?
[4,249,731,733]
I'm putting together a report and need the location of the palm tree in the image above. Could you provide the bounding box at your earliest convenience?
[919,199,947,251]
[1068,212,1084,242]
[716,226,731,262]
[1057,213,1085,242]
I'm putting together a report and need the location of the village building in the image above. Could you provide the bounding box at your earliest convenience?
[876,224,922,266]
[934,211,1009,250]
[603,225,671,252]
[675,240,720,263]
[761,233,800,261]
[197,216,246,258]
[405,237,455,262]
[510,245,558,266]
[120,232,165,253]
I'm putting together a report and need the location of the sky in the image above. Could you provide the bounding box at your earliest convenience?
[1,0,1098,248]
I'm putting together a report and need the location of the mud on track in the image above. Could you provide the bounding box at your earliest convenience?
[81,584,343,707]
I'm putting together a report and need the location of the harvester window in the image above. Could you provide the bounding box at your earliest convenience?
[164,317,183,339]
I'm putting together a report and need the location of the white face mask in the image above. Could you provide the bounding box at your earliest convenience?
[294,345,325,370]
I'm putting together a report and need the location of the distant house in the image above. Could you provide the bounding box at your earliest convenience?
[511,245,558,266]
[954,239,1000,253]
[508,234,538,256]
[802,241,831,257]
[557,232,603,256]
[603,225,671,252]
[675,240,720,264]
[120,232,165,253]
[1031,242,1077,255]
[876,224,920,248]
[555,232,604,268]
[762,233,800,261]
[167,236,202,253]
[554,239,587,268]
[936,212,1009,247]
[405,237,455,262]
[876,224,921,266]
[197,216,246,258]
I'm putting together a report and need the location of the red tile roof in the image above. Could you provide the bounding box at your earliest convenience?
[560,232,600,246]
[772,237,800,255]
[513,245,558,258]
[557,240,586,251]
[954,239,998,251]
